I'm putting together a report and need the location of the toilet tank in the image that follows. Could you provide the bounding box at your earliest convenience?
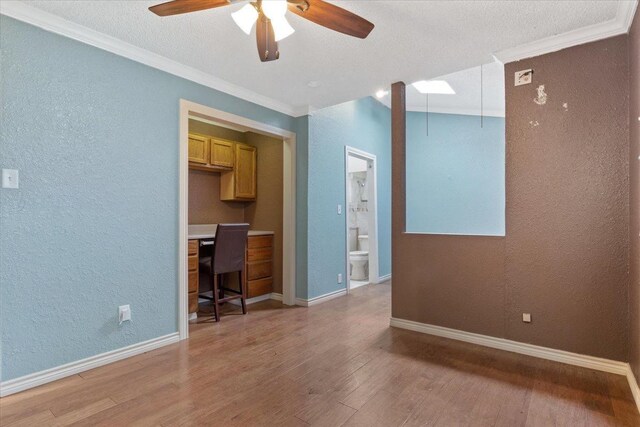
[358,235,369,251]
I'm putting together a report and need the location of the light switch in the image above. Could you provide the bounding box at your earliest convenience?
[119,305,131,324]
[522,313,531,323]
[2,169,19,189]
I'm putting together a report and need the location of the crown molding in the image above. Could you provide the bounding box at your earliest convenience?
[0,1,306,117]
[494,0,638,64]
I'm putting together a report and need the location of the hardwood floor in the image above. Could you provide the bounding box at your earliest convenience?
[1,283,639,426]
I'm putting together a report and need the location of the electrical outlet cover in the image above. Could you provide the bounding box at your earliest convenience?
[515,69,533,86]
[2,169,19,189]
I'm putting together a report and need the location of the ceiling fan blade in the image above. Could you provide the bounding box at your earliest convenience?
[287,0,374,39]
[256,12,280,62]
[149,0,230,16]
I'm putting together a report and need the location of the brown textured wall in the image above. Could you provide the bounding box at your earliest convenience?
[629,7,640,383]
[504,36,629,359]
[188,170,246,224]
[392,35,630,361]
[244,132,284,294]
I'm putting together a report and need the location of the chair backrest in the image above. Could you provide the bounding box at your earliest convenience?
[212,223,250,274]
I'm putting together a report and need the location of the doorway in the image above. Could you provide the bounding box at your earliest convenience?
[345,146,379,293]
[178,100,297,340]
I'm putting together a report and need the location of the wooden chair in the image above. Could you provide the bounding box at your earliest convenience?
[199,223,249,322]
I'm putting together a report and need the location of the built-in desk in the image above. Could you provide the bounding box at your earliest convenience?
[187,224,275,314]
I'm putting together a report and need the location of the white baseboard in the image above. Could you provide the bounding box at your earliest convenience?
[390,317,629,375]
[390,317,640,414]
[271,292,283,301]
[378,274,391,283]
[296,289,347,307]
[628,368,640,414]
[0,332,179,397]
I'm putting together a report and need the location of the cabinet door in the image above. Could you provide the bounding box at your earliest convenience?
[188,134,209,164]
[210,138,234,168]
[235,144,257,199]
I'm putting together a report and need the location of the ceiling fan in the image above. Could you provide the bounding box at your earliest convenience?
[149,0,374,62]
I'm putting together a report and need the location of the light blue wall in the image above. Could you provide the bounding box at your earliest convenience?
[0,16,307,381]
[307,97,391,299]
[406,112,505,236]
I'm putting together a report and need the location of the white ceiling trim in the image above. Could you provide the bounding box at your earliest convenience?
[0,1,305,117]
[494,0,638,64]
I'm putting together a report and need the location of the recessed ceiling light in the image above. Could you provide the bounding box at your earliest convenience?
[375,89,389,98]
[307,81,321,88]
[412,80,455,94]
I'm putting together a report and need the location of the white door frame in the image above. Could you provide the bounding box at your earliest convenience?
[178,99,297,340]
[344,146,379,293]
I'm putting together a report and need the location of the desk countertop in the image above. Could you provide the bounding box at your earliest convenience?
[188,224,274,240]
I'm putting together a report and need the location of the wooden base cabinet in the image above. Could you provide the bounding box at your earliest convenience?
[246,235,273,298]
[188,240,199,313]
[187,234,274,314]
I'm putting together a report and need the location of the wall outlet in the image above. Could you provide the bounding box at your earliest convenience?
[337,273,343,284]
[514,69,533,86]
[337,204,342,215]
[2,169,19,189]
[522,313,531,323]
[119,305,131,324]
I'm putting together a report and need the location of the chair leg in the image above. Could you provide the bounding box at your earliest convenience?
[218,274,225,301]
[212,273,220,322]
[239,270,247,315]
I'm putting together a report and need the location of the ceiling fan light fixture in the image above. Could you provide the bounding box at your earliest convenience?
[262,0,288,19]
[271,15,295,41]
[232,3,259,35]
[412,80,456,95]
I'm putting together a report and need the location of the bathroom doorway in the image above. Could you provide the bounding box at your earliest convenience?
[345,147,379,293]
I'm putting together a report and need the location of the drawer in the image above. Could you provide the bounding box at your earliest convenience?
[247,247,272,262]
[247,260,272,281]
[188,240,198,256]
[188,270,198,293]
[188,292,199,313]
[188,255,198,272]
[248,277,273,298]
[248,235,273,249]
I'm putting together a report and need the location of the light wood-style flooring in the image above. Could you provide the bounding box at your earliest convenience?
[1,283,639,426]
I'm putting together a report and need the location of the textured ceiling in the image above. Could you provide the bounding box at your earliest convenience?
[20,0,620,112]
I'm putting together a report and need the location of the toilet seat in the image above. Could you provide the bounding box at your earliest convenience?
[350,250,368,258]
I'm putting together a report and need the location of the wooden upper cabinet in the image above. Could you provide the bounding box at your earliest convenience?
[220,143,257,201]
[210,138,234,169]
[188,134,209,164]
[235,144,257,199]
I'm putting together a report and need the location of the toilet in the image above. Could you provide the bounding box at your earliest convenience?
[349,235,369,281]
